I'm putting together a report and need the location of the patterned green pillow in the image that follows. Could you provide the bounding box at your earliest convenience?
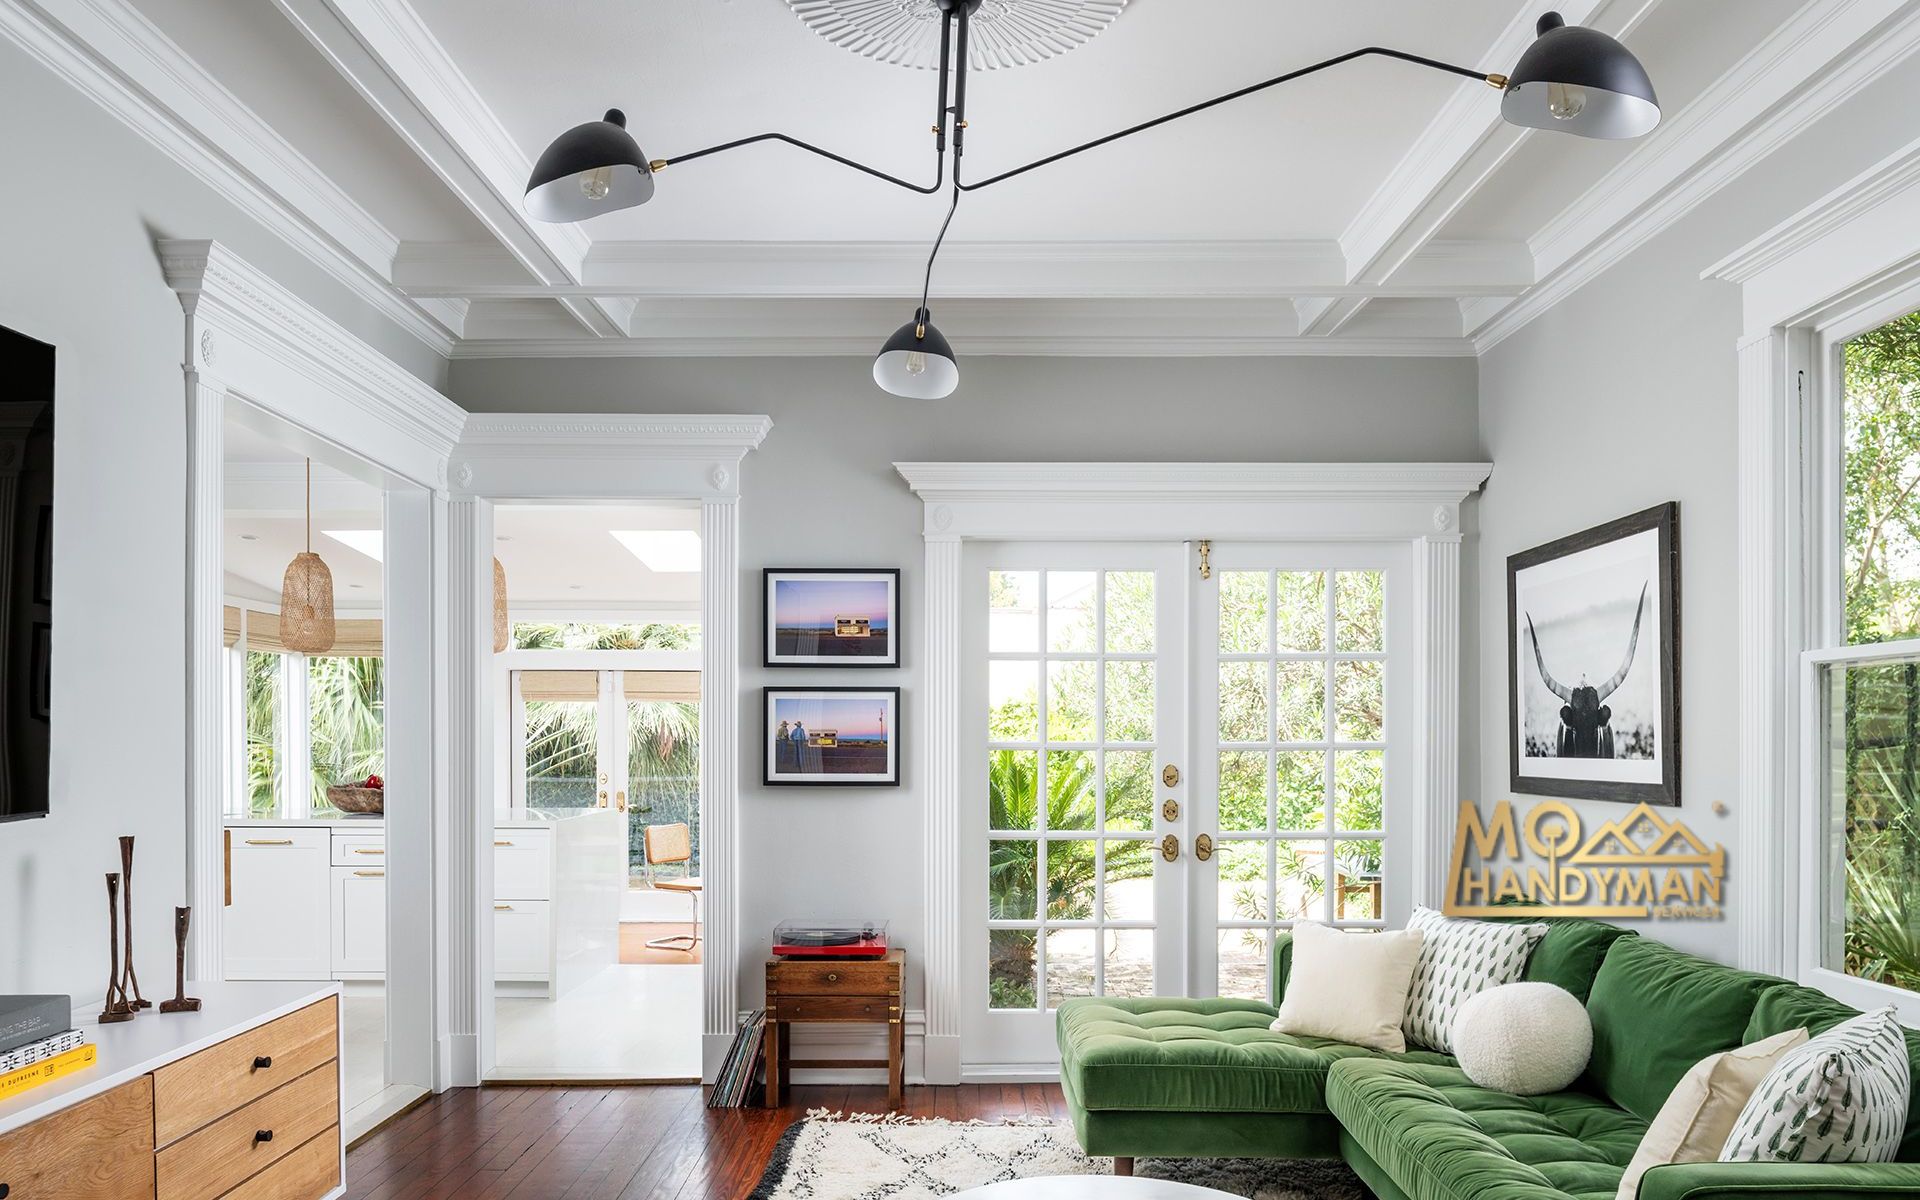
[1401,906,1548,1053]
[1720,1007,1911,1164]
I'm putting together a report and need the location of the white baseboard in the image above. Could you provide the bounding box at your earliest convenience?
[959,1062,1062,1084]
[437,1032,479,1089]
[922,1033,962,1086]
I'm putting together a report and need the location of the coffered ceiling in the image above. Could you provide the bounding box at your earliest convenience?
[17,0,1906,358]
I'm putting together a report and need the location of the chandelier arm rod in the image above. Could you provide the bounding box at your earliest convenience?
[955,46,1501,192]
[920,183,963,313]
[654,131,947,194]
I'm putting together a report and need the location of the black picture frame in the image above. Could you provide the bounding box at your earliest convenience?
[1508,502,1680,806]
[30,621,50,722]
[763,686,901,788]
[763,568,901,668]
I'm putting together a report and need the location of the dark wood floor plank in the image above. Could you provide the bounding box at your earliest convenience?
[345,1083,1067,1200]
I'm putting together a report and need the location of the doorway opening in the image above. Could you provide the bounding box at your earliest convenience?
[487,504,703,1080]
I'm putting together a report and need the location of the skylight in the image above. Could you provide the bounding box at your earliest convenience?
[610,529,700,573]
[322,529,384,563]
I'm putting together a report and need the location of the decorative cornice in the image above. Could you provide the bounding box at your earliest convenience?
[1704,133,1920,284]
[161,240,466,459]
[457,413,773,459]
[0,0,453,355]
[446,335,1480,359]
[894,461,1494,504]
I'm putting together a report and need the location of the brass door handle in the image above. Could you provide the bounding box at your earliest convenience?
[1160,834,1180,862]
[598,790,609,807]
[1196,834,1214,862]
[616,790,627,812]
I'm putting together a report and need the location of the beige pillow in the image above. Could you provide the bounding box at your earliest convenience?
[1615,1028,1809,1199]
[1270,923,1424,1053]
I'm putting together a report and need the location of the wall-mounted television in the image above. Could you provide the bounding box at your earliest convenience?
[0,325,52,823]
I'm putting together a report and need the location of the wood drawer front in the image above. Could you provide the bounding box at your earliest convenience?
[152,998,338,1146]
[0,1077,155,1199]
[215,1126,339,1200]
[770,994,902,1023]
[156,1063,337,1200]
[768,960,900,995]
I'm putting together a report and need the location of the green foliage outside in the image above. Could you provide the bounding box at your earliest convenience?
[1842,312,1920,991]
[244,651,281,818]
[308,656,384,816]
[513,621,699,650]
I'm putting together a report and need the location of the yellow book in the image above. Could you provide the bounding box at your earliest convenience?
[0,1043,97,1099]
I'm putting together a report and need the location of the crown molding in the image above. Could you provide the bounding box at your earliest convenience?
[0,0,455,356]
[162,239,466,476]
[1705,133,1920,286]
[445,333,1478,359]
[451,413,773,500]
[457,413,773,458]
[1472,0,1920,353]
[894,461,1494,504]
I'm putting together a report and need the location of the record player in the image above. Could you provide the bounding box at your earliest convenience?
[772,919,890,959]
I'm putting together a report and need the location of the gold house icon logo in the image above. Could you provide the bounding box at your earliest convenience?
[1443,800,1726,920]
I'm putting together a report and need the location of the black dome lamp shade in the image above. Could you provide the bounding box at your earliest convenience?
[525,109,656,222]
[1500,12,1659,139]
[874,307,959,400]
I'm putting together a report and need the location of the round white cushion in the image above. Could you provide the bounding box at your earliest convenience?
[1450,981,1592,1096]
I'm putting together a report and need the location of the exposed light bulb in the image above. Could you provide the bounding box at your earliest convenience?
[579,166,614,201]
[905,350,928,377]
[1546,83,1587,121]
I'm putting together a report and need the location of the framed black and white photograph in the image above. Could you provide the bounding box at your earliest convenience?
[764,687,900,787]
[764,568,900,667]
[1508,502,1679,806]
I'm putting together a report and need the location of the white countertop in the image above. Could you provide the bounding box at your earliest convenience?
[0,980,340,1136]
[224,810,602,831]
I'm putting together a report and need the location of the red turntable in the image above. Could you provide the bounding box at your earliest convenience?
[772,920,890,959]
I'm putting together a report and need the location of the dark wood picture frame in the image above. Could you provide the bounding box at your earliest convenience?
[30,620,50,721]
[33,505,51,606]
[763,686,901,788]
[763,568,902,668]
[1508,502,1680,806]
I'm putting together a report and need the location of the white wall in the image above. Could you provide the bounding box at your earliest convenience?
[1472,59,1920,962]
[0,41,442,1003]
[448,353,1483,1018]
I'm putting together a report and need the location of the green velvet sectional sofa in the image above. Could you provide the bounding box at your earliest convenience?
[1056,919,1920,1199]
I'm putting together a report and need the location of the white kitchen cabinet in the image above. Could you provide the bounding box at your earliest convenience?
[224,828,331,979]
[331,864,387,978]
[493,832,553,900]
[492,900,553,978]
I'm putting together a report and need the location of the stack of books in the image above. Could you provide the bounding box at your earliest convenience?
[706,1009,767,1108]
[0,995,94,1099]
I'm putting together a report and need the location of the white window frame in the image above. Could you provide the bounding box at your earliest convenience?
[1713,133,1920,1015]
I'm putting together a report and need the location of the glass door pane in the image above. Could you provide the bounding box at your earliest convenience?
[625,695,700,886]
[520,670,603,810]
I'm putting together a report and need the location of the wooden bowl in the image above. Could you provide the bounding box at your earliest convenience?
[328,785,385,815]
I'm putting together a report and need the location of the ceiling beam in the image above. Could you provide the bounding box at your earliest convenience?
[270,0,632,339]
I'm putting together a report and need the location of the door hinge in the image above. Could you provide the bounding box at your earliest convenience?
[1197,540,1212,580]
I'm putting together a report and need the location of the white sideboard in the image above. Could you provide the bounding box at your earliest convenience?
[223,810,622,996]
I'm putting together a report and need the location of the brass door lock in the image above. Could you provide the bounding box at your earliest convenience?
[1162,764,1181,788]
[1160,834,1180,862]
[1196,834,1214,862]
[1162,798,1180,821]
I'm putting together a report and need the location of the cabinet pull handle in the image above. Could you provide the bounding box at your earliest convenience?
[2,1180,11,1198]
[496,903,514,911]
[825,972,838,983]
[495,840,513,846]
[253,1055,272,1070]
[244,838,294,846]
[353,848,384,855]
[354,869,385,878]
[254,1129,274,1145]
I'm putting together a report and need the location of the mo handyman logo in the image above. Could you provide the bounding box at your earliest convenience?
[1443,800,1726,920]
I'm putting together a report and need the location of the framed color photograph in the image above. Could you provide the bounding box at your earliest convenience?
[764,568,900,667]
[1508,502,1679,806]
[764,687,900,787]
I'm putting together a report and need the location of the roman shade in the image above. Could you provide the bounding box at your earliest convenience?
[517,669,700,703]
[222,605,383,656]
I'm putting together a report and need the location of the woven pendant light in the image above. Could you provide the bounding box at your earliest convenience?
[280,459,336,653]
[492,557,510,653]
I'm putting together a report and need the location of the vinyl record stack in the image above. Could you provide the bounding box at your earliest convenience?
[706,1009,767,1108]
[0,995,93,1099]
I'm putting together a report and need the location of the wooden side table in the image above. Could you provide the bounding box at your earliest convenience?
[765,949,904,1107]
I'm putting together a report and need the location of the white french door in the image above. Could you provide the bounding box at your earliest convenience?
[962,540,1411,1069]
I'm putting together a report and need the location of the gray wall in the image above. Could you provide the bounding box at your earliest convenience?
[449,354,1483,1013]
[0,41,444,1001]
[1473,60,1920,961]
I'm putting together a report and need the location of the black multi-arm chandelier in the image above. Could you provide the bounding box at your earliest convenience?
[525,5,1659,399]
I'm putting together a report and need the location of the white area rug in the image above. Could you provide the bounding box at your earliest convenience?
[749,1112,1370,1199]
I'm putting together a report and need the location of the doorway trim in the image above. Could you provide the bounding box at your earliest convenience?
[163,240,466,1113]
[450,413,771,1083]
[895,461,1492,1082]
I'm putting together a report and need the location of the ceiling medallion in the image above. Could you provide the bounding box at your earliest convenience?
[786,0,1128,71]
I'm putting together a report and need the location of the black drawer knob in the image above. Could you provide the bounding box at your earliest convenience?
[2,1180,13,1198]
[253,1055,272,1069]
[255,1129,274,1144]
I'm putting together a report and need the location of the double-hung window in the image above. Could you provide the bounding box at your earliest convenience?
[1803,306,1920,1016]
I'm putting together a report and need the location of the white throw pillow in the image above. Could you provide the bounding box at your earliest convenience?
[1270,922,1424,1053]
[1721,1008,1911,1165]
[1401,907,1548,1053]
[1452,981,1592,1096]
[1615,1028,1808,1200]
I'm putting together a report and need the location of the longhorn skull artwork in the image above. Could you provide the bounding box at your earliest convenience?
[1525,581,1649,759]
